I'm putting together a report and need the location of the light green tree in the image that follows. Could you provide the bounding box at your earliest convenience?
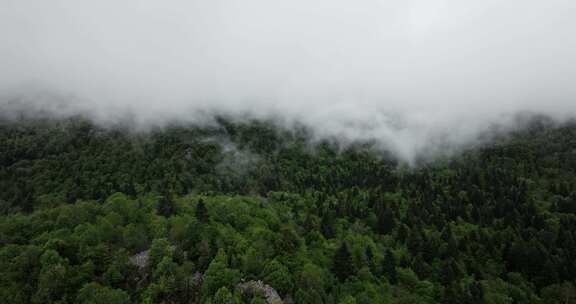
[77,283,131,304]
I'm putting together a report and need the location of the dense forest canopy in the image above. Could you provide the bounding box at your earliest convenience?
[1,114,576,303]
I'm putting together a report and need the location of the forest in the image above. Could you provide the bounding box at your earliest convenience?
[1,114,576,303]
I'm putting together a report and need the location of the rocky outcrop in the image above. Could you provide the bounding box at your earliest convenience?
[129,252,282,304]
[238,280,283,304]
[129,250,149,269]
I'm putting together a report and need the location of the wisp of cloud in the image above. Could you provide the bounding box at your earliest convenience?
[1,0,576,162]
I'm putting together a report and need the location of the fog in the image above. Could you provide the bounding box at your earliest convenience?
[1,0,576,162]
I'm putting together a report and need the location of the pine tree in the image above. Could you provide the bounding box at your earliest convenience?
[196,199,208,223]
[383,249,398,284]
[212,286,234,304]
[469,281,484,303]
[365,246,376,274]
[376,208,395,234]
[203,249,240,297]
[333,243,354,282]
[261,260,293,295]
[157,194,175,217]
[321,215,335,239]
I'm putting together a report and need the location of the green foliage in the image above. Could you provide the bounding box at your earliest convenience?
[333,243,354,282]
[196,199,209,223]
[383,249,398,284]
[339,295,357,304]
[298,263,326,291]
[148,238,173,270]
[213,286,235,304]
[157,194,176,218]
[76,283,130,304]
[203,249,241,298]
[1,115,576,302]
[261,260,293,295]
[33,250,69,303]
[541,282,576,304]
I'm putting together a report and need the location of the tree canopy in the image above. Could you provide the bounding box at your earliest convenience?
[1,115,576,303]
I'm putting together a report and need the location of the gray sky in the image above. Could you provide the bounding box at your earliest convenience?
[1,0,576,162]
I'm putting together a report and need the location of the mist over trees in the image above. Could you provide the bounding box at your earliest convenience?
[2,0,576,163]
[2,1,576,302]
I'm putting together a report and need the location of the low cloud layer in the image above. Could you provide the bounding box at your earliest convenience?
[1,0,576,162]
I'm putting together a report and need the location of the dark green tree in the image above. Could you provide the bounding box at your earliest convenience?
[202,249,240,298]
[383,249,398,284]
[196,199,208,223]
[376,208,395,234]
[157,193,175,217]
[333,243,354,282]
[76,283,131,304]
[261,260,293,295]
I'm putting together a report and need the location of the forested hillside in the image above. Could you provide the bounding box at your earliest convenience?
[1,115,576,303]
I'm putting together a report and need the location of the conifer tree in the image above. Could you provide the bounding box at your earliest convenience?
[196,199,208,223]
[384,249,398,284]
[376,208,395,234]
[333,243,354,282]
[157,193,175,217]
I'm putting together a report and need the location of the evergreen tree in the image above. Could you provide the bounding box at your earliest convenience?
[196,199,208,223]
[157,193,175,217]
[203,249,240,298]
[376,208,395,234]
[213,286,234,304]
[383,249,398,284]
[469,281,484,303]
[33,250,69,304]
[76,283,131,304]
[261,260,293,295]
[333,243,354,282]
[339,295,358,304]
[365,246,376,274]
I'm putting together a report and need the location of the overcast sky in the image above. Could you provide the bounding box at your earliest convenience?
[1,0,576,162]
